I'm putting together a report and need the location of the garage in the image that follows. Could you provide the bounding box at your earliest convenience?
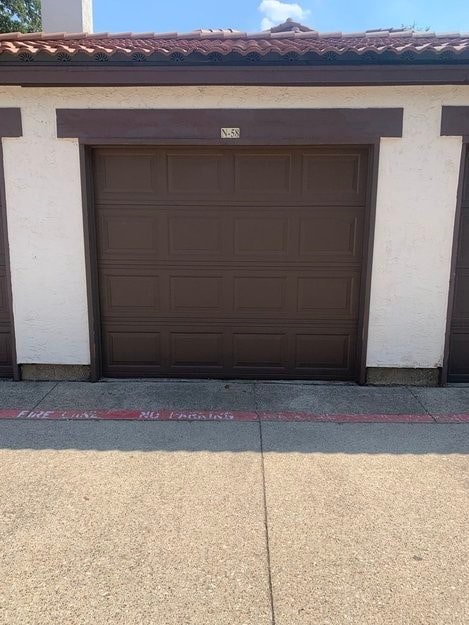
[91,146,371,380]
[448,148,469,382]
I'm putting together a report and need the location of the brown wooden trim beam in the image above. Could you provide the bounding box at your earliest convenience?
[57,108,403,143]
[2,64,469,87]
[0,108,22,137]
[441,107,469,136]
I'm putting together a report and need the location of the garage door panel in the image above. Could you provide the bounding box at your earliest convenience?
[166,271,360,319]
[0,225,5,259]
[234,153,293,195]
[453,270,469,318]
[98,205,364,263]
[0,331,12,369]
[457,211,469,266]
[448,333,469,379]
[102,325,359,379]
[98,209,160,259]
[234,215,289,256]
[169,213,223,256]
[166,152,227,195]
[166,208,364,263]
[301,151,368,205]
[94,150,159,202]
[99,270,360,321]
[101,272,161,317]
[295,333,353,371]
[232,333,288,370]
[94,146,369,380]
[297,275,358,317]
[98,205,161,259]
[233,276,287,313]
[106,331,162,367]
[298,210,363,259]
[462,158,469,205]
[0,272,11,321]
[169,276,223,313]
[170,332,224,368]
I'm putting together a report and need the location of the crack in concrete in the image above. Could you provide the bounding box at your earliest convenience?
[29,381,59,412]
[407,386,437,422]
[258,418,276,625]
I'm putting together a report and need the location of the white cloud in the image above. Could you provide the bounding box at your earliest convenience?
[258,0,311,30]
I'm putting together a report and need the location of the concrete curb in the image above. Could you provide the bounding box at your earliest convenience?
[0,409,468,422]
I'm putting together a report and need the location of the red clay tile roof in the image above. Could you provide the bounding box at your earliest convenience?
[0,21,468,60]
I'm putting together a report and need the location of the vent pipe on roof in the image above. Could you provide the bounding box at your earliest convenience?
[41,0,93,33]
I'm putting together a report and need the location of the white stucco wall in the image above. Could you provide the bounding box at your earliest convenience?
[0,85,467,368]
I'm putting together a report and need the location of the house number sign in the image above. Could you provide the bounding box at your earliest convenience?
[221,127,241,139]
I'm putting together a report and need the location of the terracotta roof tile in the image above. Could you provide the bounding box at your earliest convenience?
[0,20,468,60]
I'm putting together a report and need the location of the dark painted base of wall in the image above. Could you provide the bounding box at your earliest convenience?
[21,364,91,382]
[19,364,440,386]
[366,367,440,387]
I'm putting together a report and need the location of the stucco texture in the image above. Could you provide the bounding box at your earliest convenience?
[0,85,467,367]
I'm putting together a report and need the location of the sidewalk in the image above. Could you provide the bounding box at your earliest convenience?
[0,379,468,421]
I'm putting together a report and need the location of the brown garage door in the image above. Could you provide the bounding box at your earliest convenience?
[92,146,370,380]
[0,157,13,377]
[448,149,469,382]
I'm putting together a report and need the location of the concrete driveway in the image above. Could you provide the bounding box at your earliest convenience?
[0,420,468,625]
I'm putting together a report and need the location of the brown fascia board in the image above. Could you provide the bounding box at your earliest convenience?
[56,108,403,143]
[441,106,469,135]
[1,64,469,87]
[0,108,22,136]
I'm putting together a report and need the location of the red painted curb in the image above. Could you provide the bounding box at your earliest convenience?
[0,409,468,422]
[433,414,469,423]
[11,409,259,422]
[0,410,31,420]
[257,412,435,423]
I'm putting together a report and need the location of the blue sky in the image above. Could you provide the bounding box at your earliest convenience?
[93,0,469,34]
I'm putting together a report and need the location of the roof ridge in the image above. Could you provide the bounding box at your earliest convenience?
[0,28,468,41]
[0,25,468,62]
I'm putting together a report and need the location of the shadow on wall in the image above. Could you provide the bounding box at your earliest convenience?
[0,421,468,454]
